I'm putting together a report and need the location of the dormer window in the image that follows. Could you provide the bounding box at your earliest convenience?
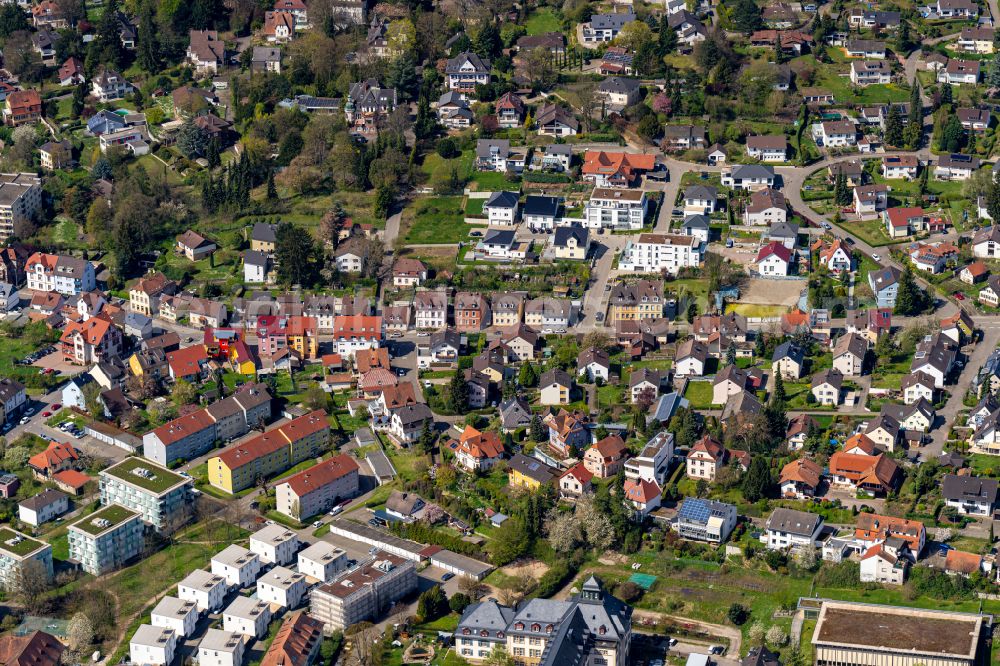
[480,630,488,637]
[497,632,504,639]
[531,624,540,632]
[463,629,471,636]
[545,625,553,633]
[515,623,524,631]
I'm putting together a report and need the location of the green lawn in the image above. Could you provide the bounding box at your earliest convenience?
[525,7,562,35]
[465,198,486,217]
[421,150,474,189]
[403,197,484,244]
[683,380,714,409]
[724,303,788,318]
[835,217,896,247]
[471,170,516,191]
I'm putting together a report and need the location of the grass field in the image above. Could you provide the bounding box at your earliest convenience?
[525,8,562,35]
[683,381,714,409]
[420,150,474,190]
[403,197,484,244]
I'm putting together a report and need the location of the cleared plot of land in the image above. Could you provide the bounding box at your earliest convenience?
[740,278,805,307]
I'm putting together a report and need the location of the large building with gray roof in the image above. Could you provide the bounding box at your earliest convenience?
[455,576,632,666]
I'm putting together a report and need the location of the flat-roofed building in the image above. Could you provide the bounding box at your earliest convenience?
[223,596,272,640]
[297,541,349,582]
[67,504,143,575]
[249,524,300,565]
[99,457,193,533]
[0,527,53,589]
[151,596,199,637]
[211,545,261,589]
[811,600,987,666]
[198,629,245,666]
[258,566,307,609]
[178,569,227,612]
[130,624,177,666]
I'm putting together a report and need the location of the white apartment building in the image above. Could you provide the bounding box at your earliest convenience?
[249,524,300,565]
[211,545,261,589]
[223,596,272,640]
[178,569,227,612]
[297,541,349,582]
[151,596,199,638]
[584,188,648,230]
[0,174,41,241]
[617,233,702,274]
[0,528,52,590]
[130,624,177,666]
[198,630,245,666]
[258,566,307,609]
[26,252,96,295]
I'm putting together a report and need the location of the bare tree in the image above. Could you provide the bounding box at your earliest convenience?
[12,559,50,612]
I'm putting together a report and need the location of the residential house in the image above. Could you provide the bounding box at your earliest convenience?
[745,136,788,162]
[445,52,491,93]
[744,188,787,226]
[763,508,823,550]
[936,153,980,180]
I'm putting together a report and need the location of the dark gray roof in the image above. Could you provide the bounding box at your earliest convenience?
[772,341,804,365]
[869,265,901,291]
[507,453,559,484]
[446,51,490,74]
[484,191,519,209]
[599,76,640,94]
[766,507,822,537]
[482,229,516,246]
[941,473,998,505]
[682,214,710,230]
[553,226,588,248]
[523,195,560,217]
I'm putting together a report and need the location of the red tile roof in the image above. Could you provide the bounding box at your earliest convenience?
[280,454,359,497]
[28,441,78,471]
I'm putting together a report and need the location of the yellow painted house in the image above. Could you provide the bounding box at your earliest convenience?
[229,340,258,376]
[507,453,559,491]
[207,409,330,493]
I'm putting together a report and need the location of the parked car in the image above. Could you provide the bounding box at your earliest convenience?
[441,572,455,581]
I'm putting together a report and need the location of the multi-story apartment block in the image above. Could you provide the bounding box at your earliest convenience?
[331,314,382,357]
[211,545,261,589]
[142,384,273,466]
[491,292,525,327]
[310,552,418,632]
[453,292,490,332]
[584,188,648,230]
[414,289,448,330]
[207,410,330,494]
[849,60,892,86]
[455,576,631,666]
[524,298,572,331]
[99,457,193,533]
[275,454,359,521]
[0,527,52,589]
[249,524,300,565]
[67,505,144,575]
[26,251,93,295]
[617,233,702,274]
[608,279,663,323]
